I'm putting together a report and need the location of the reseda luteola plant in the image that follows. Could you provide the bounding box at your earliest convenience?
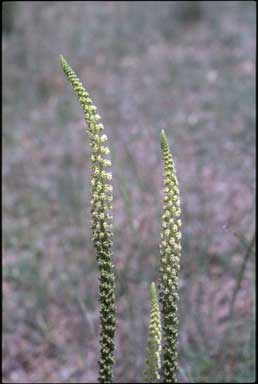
[60,56,181,383]
[159,129,182,382]
[60,55,116,383]
[144,282,162,383]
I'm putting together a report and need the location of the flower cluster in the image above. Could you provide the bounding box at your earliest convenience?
[60,55,116,383]
[159,129,182,383]
[144,282,162,383]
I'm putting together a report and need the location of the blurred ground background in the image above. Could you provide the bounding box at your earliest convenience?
[2,1,256,383]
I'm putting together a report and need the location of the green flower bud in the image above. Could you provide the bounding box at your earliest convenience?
[89,105,97,112]
[100,134,108,143]
[100,146,110,155]
[103,159,112,167]
[104,172,112,181]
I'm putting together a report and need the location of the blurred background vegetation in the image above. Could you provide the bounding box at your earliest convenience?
[2,1,256,383]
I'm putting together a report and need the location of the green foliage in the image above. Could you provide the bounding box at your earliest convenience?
[60,55,116,383]
[159,130,182,382]
[144,282,162,383]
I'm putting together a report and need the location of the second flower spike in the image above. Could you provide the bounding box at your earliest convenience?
[144,282,162,383]
[159,129,182,383]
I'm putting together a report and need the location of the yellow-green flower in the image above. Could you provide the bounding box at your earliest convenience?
[159,130,182,383]
[60,55,116,383]
[144,282,162,383]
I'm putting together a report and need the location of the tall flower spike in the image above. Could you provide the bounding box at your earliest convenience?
[144,282,162,383]
[159,130,182,383]
[60,55,116,383]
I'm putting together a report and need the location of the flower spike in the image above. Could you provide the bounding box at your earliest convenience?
[144,282,162,383]
[159,129,182,383]
[60,55,116,383]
